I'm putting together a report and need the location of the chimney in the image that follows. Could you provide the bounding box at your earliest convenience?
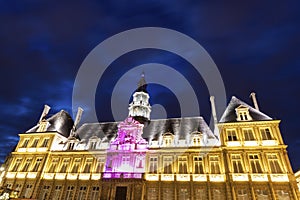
[70,107,84,137]
[73,107,84,130]
[39,105,51,122]
[250,92,259,111]
[210,96,218,124]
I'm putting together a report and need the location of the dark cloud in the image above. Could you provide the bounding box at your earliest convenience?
[0,1,300,170]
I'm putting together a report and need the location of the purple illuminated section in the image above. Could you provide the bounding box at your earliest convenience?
[104,117,148,178]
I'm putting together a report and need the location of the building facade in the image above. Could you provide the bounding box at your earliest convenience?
[295,170,300,192]
[0,75,299,200]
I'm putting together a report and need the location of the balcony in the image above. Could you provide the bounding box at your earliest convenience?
[91,173,101,180]
[43,173,55,179]
[27,172,37,179]
[55,173,66,180]
[16,172,26,179]
[192,174,207,181]
[6,172,16,178]
[227,141,242,147]
[270,174,289,182]
[244,141,259,146]
[161,174,174,181]
[261,140,277,146]
[250,174,268,182]
[232,174,248,181]
[209,174,225,182]
[79,173,90,180]
[176,174,190,181]
[67,173,78,180]
[145,174,159,181]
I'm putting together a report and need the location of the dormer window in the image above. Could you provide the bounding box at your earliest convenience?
[235,106,252,121]
[191,131,202,146]
[90,141,97,150]
[162,132,174,147]
[67,142,75,150]
[37,120,49,132]
[89,136,99,150]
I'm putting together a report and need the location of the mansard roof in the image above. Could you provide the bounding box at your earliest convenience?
[75,116,215,141]
[26,110,74,138]
[219,96,272,123]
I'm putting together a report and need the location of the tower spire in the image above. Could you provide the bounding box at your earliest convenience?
[136,71,147,93]
[128,72,151,124]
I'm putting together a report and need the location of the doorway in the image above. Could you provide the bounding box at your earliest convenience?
[115,186,127,200]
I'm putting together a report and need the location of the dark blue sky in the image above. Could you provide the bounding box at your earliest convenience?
[0,1,300,170]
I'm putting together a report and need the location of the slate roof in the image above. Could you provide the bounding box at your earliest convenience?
[219,96,272,123]
[26,110,74,138]
[75,116,215,141]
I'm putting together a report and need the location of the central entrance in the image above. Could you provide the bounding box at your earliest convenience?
[115,186,127,200]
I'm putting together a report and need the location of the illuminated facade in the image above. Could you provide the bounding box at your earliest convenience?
[0,75,299,200]
[295,170,300,192]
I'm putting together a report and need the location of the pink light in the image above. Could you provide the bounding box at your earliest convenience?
[104,117,148,176]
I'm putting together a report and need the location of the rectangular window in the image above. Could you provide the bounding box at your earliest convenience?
[163,156,173,174]
[78,186,87,200]
[11,158,22,171]
[135,155,144,168]
[267,154,283,173]
[276,190,290,200]
[178,156,188,174]
[147,188,158,200]
[21,139,29,148]
[48,158,59,173]
[122,156,130,166]
[227,130,237,141]
[31,139,39,148]
[149,157,158,173]
[231,154,244,173]
[15,184,22,197]
[23,184,33,198]
[243,129,255,140]
[209,156,220,174]
[193,136,201,146]
[53,185,62,200]
[256,189,269,200]
[91,186,99,200]
[40,185,50,200]
[71,158,81,173]
[213,189,225,200]
[249,155,263,173]
[21,158,32,172]
[237,189,249,200]
[32,158,42,172]
[194,188,207,200]
[194,156,204,174]
[260,128,272,140]
[95,157,105,173]
[177,188,189,200]
[60,159,70,173]
[41,138,49,147]
[65,186,75,200]
[162,187,174,199]
[83,158,93,173]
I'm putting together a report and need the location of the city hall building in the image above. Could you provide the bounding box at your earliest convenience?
[0,74,299,200]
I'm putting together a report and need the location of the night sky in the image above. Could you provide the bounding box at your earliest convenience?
[1,1,300,171]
